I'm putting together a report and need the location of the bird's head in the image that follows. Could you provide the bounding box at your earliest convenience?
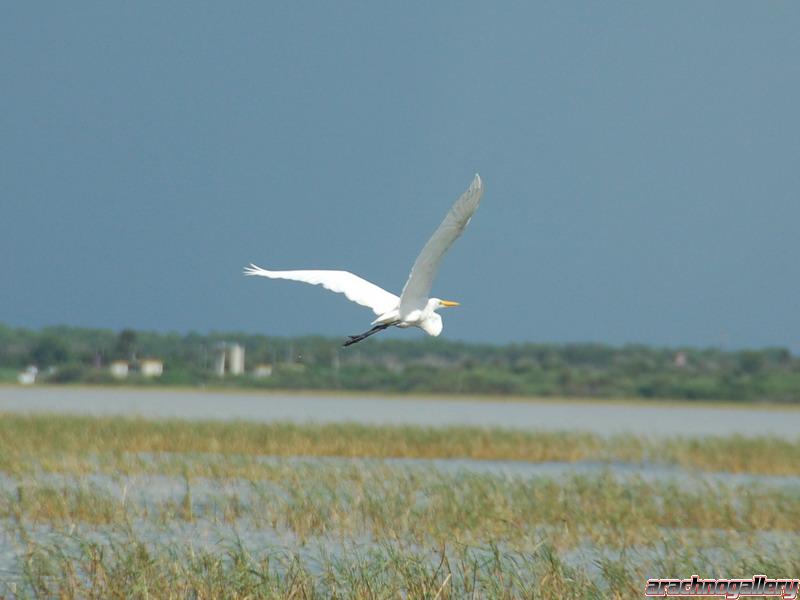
[431,298,460,311]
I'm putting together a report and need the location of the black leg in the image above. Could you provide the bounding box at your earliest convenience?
[342,323,391,347]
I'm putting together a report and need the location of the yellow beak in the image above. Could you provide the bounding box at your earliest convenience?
[440,300,460,307]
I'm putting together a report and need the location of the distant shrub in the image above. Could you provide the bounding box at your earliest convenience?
[44,363,87,383]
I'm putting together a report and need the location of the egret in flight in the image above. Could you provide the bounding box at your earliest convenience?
[245,174,485,346]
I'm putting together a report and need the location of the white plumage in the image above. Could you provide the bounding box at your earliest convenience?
[399,174,484,315]
[241,267,399,316]
[245,174,484,346]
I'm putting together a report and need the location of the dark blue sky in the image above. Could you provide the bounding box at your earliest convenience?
[1,3,798,350]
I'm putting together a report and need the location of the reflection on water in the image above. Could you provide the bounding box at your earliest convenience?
[7,454,797,493]
[1,386,799,438]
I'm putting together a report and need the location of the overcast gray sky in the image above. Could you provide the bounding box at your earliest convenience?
[1,3,798,350]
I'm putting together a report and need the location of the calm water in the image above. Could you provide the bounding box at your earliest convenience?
[1,386,798,438]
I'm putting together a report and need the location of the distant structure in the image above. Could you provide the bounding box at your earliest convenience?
[673,352,688,368]
[139,358,164,377]
[109,360,129,379]
[213,350,225,376]
[214,343,245,376]
[228,344,245,375]
[109,358,161,378]
[17,366,38,385]
[252,363,273,378]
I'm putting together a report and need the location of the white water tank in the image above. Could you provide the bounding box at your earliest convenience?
[228,344,245,375]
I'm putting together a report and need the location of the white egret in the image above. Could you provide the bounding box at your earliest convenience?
[245,174,485,346]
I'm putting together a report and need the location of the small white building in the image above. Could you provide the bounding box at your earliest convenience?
[139,358,163,377]
[17,366,38,385]
[109,360,129,379]
[252,363,273,378]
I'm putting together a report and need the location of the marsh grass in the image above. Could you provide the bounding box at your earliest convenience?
[10,528,800,600]
[4,483,124,525]
[13,534,596,599]
[2,413,800,475]
[3,465,799,551]
[1,412,799,598]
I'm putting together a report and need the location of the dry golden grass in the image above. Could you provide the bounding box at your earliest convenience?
[1,412,799,475]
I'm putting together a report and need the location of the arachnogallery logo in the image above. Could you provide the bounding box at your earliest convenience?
[644,575,800,599]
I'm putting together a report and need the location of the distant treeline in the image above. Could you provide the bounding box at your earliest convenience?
[1,323,798,403]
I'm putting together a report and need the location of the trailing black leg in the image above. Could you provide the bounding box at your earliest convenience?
[342,323,391,347]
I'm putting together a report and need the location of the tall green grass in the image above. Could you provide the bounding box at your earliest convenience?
[3,467,800,547]
[8,507,800,599]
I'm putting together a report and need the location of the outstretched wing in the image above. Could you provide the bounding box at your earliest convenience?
[399,174,484,314]
[244,265,399,316]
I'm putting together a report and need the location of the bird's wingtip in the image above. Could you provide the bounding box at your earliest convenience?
[243,263,261,276]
